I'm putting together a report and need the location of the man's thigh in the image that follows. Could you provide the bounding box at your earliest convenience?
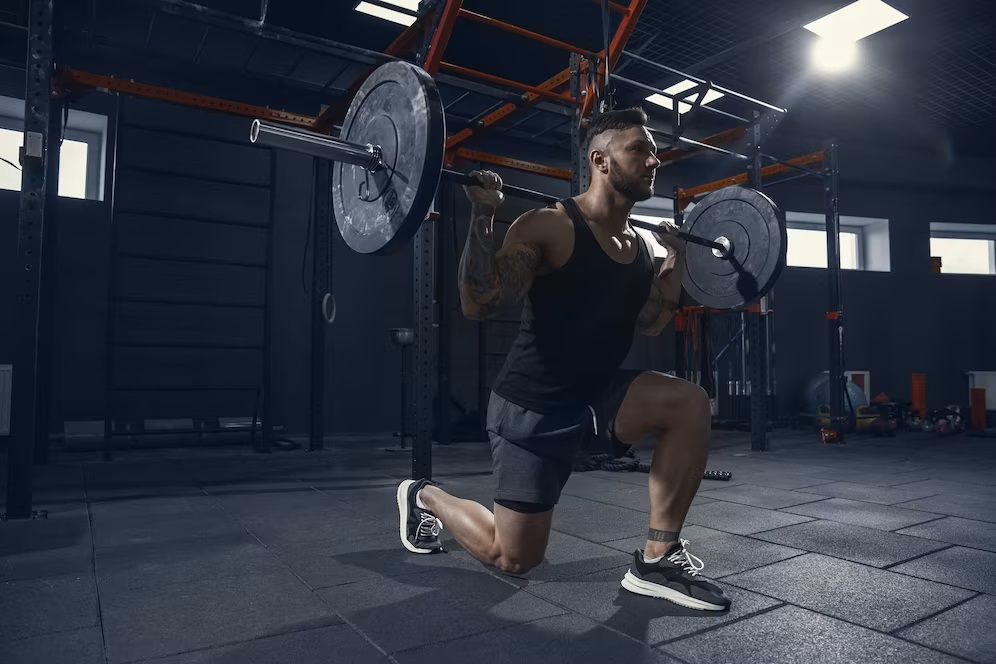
[493,501,554,567]
[487,392,588,507]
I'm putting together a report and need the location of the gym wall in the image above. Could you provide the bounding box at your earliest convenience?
[0,73,416,439]
[649,138,996,416]
[3,68,996,440]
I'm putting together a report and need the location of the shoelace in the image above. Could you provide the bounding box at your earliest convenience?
[417,512,441,540]
[667,538,705,577]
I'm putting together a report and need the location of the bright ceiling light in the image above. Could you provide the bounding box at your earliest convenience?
[645,79,725,113]
[804,0,908,42]
[811,37,858,73]
[354,1,417,26]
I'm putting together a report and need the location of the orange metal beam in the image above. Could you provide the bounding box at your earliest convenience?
[444,0,648,150]
[60,69,317,128]
[590,0,629,12]
[438,63,577,105]
[444,63,584,150]
[676,151,824,207]
[423,0,464,76]
[458,9,594,56]
[451,148,571,181]
[657,126,747,164]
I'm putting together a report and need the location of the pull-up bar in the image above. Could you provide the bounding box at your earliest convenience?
[438,62,578,105]
[620,50,787,114]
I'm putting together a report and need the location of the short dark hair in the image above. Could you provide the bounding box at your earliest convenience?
[584,107,648,150]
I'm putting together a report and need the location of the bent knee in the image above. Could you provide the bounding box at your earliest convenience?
[684,383,711,417]
[495,554,543,575]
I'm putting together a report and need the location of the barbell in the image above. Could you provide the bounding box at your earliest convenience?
[249,59,786,310]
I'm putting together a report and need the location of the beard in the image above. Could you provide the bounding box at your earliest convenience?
[608,168,654,202]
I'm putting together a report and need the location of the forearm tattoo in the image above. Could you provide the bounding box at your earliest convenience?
[637,258,683,333]
[458,204,540,318]
[647,528,681,542]
[458,203,497,305]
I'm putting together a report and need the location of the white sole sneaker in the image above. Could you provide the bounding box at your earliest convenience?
[397,479,439,554]
[621,570,728,611]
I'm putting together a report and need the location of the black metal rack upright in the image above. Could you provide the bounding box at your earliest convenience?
[4,0,56,521]
[744,111,768,451]
[309,159,332,452]
[411,211,436,480]
[824,140,846,442]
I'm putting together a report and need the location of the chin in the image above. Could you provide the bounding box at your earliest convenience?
[631,183,654,202]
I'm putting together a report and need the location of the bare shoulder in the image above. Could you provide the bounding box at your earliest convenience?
[502,205,573,253]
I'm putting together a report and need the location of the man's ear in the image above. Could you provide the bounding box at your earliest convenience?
[590,146,609,174]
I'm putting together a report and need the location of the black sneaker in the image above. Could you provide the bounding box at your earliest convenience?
[397,478,444,554]
[621,539,731,611]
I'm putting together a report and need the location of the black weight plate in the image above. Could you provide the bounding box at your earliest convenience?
[332,61,445,255]
[680,186,786,309]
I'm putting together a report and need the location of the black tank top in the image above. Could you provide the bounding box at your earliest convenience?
[492,198,655,412]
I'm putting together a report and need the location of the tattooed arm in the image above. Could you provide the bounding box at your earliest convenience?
[637,222,686,336]
[458,204,548,320]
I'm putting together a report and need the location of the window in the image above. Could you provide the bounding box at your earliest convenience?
[0,95,107,200]
[930,223,996,275]
[784,212,891,271]
[787,227,860,269]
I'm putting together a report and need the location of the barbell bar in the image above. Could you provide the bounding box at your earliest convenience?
[248,59,786,310]
[251,118,733,259]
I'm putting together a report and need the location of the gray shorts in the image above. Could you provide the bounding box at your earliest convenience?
[487,370,643,509]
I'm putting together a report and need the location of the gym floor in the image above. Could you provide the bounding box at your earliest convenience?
[1,433,993,664]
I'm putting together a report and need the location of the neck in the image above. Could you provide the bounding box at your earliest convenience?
[574,181,636,232]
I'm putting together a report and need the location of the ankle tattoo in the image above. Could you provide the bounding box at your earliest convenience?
[647,528,680,542]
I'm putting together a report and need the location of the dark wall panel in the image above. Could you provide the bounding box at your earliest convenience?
[113,258,266,306]
[118,126,271,186]
[113,348,262,389]
[113,389,258,421]
[115,170,270,225]
[113,303,264,347]
[51,199,111,424]
[115,214,269,265]
[267,150,315,435]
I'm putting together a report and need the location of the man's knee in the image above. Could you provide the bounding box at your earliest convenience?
[648,380,710,429]
[684,382,711,419]
[494,553,543,575]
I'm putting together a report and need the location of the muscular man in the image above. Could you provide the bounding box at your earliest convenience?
[397,107,730,611]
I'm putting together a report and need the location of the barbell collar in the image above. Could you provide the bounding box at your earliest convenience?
[250,119,383,171]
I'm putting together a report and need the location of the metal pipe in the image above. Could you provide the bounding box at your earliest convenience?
[436,73,573,116]
[653,129,750,161]
[154,0,394,67]
[620,50,787,113]
[611,73,749,123]
[250,119,382,170]
[760,171,814,189]
[458,9,597,56]
[760,153,825,178]
[438,62,577,105]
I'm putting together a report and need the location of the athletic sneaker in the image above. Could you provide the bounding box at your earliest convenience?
[397,478,444,554]
[621,539,731,611]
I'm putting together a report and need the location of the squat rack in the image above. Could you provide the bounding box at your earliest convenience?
[3,0,847,519]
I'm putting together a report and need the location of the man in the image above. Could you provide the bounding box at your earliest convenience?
[397,107,730,611]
